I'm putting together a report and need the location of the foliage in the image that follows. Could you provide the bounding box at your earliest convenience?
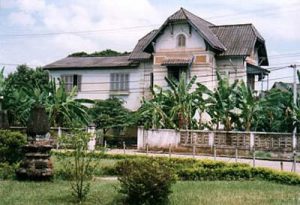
[139,73,198,129]
[236,81,260,131]
[68,49,130,57]
[165,73,197,129]
[59,131,94,202]
[89,98,134,134]
[138,87,175,129]
[53,151,300,187]
[206,72,239,131]
[254,88,294,132]
[46,80,92,127]
[116,158,177,205]
[0,162,18,180]
[0,130,26,164]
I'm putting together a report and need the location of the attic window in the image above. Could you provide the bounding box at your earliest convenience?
[177,34,186,47]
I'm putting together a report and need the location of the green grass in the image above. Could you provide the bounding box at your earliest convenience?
[52,156,119,178]
[0,180,299,205]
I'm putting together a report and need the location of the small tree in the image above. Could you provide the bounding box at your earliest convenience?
[89,98,134,135]
[61,131,94,203]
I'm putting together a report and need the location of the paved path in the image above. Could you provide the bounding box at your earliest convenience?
[107,149,300,174]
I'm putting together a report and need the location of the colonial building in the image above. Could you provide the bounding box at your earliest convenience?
[44,8,270,110]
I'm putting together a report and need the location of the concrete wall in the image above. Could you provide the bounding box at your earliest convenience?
[48,62,152,111]
[137,127,181,149]
[215,56,247,84]
[155,23,206,52]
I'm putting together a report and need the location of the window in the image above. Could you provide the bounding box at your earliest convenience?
[110,73,129,92]
[60,74,82,92]
[177,34,186,47]
[167,67,187,81]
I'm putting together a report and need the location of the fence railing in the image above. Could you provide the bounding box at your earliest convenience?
[180,130,300,152]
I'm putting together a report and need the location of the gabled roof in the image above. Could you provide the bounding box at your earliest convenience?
[132,8,268,65]
[44,55,138,70]
[129,30,157,60]
[142,8,226,53]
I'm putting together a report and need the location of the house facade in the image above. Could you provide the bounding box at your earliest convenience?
[44,8,270,110]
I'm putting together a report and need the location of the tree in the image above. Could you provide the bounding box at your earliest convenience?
[138,87,174,129]
[254,88,294,132]
[165,73,197,129]
[89,98,134,135]
[46,80,93,127]
[60,131,94,203]
[206,72,239,131]
[68,49,130,57]
[236,81,260,131]
[3,65,50,126]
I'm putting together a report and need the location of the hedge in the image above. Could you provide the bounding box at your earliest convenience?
[52,151,300,186]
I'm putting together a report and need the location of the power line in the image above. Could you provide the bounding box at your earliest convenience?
[1,4,300,39]
[0,24,159,38]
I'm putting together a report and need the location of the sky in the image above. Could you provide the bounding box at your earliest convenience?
[1,0,300,88]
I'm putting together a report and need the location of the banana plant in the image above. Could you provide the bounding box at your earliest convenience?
[236,81,259,131]
[206,72,239,131]
[164,73,197,129]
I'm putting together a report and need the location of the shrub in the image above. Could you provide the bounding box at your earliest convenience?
[52,151,300,186]
[59,131,94,203]
[116,158,177,205]
[0,162,18,180]
[0,130,26,164]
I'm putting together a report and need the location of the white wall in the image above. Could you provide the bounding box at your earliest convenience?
[137,127,181,149]
[155,23,206,52]
[48,62,152,111]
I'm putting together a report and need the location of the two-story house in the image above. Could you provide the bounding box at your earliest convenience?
[44,8,270,110]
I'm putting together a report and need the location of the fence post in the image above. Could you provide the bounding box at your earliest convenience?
[213,144,217,160]
[104,140,107,149]
[169,143,172,158]
[57,126,62,150]
[253,147,256,168]
[235,147,238,163]
[146,143,149,155]
[280,161,283,171]
[87,125,96,151]
[192,133,196,158]
[292,151,297,172]
[123,141,126,154]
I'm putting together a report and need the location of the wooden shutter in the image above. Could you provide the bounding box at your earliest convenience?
[76,75,82,91]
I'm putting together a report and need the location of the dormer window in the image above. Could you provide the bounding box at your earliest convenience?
[177,34,186,47]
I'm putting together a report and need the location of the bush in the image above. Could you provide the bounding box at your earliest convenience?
[59,131,95,203]
[116,158,177,205]
[0,163,18,180]
[52,151,300,186]
[0,130,26,164]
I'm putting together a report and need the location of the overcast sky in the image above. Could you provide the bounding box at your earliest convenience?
[1,0,300,87]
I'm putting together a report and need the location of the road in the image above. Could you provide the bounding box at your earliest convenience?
[107,149,300,174]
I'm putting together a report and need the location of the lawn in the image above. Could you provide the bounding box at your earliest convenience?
[0,180,299,205]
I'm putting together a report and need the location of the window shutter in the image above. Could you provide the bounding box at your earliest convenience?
[150,73,154,90]
[77,75,82,91]
[110,73,115,91]
[125,73,129,91]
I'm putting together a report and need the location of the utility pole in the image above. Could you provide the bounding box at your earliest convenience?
[291,64,297,172]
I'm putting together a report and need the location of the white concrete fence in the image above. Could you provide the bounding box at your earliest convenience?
[138,127,300,152]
